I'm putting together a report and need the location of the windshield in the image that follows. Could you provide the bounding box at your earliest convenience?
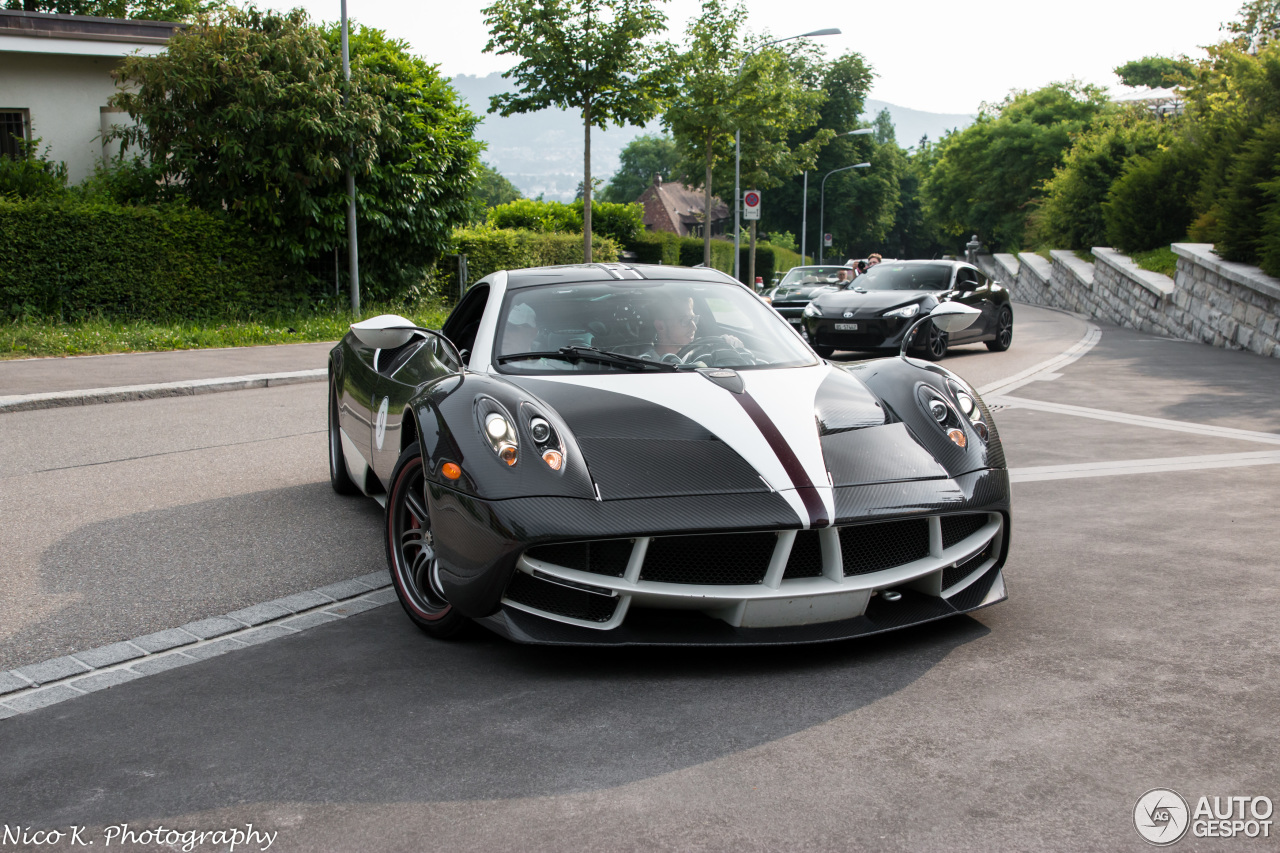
[852,263,954,291]
[495,279,817,373]
[779,266,850,288]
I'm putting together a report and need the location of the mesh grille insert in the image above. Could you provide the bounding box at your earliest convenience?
[505,572,618,623]
[525,539,632,577]
[640,532,776,585]
[782,530,824,579]
[943,544,992,591]
[941,513,990,550]
[839,518,930,576]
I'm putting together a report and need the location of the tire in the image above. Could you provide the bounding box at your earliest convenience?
[986,306,1013,352]
[328,374,360,496]
[920,321,949,361]
[812,344,835,359]
[385,444,470,638]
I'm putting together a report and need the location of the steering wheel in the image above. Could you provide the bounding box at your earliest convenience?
[677,337,757,366]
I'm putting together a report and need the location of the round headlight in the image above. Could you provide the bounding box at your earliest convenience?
[486,414,510,439]
[530,417,551,443]
[955,393,975,417]
[929,400,948,422]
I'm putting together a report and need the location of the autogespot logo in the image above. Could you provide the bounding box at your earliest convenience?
[1135,788,1191,845]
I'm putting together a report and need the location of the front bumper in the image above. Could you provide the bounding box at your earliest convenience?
[429,469,1010,645]
[804,314,916,352]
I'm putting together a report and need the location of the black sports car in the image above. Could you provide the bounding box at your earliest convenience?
[802,260,1014,360]
[763,265,851,326]
[328,263,1010,646]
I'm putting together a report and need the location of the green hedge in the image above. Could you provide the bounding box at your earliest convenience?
[485,198,643,246]
[629,232,803,285]
[0,199,304,321]
[451,227,619,288]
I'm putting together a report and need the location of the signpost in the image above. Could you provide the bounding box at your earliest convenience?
[823,232,833,247]
[743,190,761,221]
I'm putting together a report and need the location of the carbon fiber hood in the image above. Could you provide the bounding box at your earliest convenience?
[814,290,938,315]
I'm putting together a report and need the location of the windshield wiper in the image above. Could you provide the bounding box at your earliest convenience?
[497,346,685,371]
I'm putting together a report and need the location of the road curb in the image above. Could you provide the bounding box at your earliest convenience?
[0,571,395,720]
[0,368,327,414]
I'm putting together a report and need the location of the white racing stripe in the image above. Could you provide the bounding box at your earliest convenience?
[525,365,835,526]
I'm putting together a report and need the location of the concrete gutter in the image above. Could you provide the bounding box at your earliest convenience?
[0,368,327,414]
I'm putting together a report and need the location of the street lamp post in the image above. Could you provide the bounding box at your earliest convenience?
[801,128,872,263]
[341,0,360,314]
[733,27,840,281]
[818,162,870,265]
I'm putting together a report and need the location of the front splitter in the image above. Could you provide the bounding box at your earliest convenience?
[475,566,1006,647]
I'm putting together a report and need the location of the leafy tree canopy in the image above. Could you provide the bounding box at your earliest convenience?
[483,0,672,262]
[1114,55,1196,88]
[923,81,1109,251]
[109,6,480,299]
[600,133,681,203]
[471,161,523,220]
[1224,0,1280,51]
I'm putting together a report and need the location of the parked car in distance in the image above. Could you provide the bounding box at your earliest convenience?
[802,260,1014,360]
[763,265,854,328]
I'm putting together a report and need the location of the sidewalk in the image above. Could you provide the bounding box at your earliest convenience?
[0,341,336,396]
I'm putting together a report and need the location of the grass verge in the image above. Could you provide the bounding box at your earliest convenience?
[0,303,454,360]
[1131,247,1178,278]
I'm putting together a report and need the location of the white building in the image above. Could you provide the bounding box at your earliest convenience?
[0,10,179,183]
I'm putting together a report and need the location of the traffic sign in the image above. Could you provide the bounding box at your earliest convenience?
[743,190,761,220]
[823,232,833,247]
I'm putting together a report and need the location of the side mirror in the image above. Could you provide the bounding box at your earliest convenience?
[928,301,981,333]
[350,314,418,350]
[955,280,977,293]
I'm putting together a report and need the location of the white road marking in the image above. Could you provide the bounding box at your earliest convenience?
[977,322,1101,397]
[1010,450,1280,482]
[992,396,1280,446]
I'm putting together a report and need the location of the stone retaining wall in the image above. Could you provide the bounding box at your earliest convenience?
[987,242,1278,359]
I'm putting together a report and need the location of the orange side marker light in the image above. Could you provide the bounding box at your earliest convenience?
[441,462,462,480]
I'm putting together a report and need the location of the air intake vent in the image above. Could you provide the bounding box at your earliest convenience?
[839,519,930,576]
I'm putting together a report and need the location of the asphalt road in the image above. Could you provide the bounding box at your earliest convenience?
[2,305,1278,852]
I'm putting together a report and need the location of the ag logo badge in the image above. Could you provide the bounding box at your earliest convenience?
[1134,788,1190,845]
[375,397,390,450]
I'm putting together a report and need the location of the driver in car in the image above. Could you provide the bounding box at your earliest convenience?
[641,296,743,364]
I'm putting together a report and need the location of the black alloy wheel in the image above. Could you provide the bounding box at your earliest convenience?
[386,445,469,638]
[328,374,360,495]
[986,306,1014,352]
[920,321,949,361]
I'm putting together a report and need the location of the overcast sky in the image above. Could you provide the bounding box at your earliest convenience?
[273,0,1245,115]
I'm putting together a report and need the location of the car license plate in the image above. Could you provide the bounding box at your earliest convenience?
[788,318,802,325]
[835,322,858,331]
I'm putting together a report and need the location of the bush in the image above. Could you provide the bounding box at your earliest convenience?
[0,199,305,321]
[1103,143,1201,252]
[450,228,619,288]
[486,198,644,247]
[0,141,69,200]
[630,231,681,265]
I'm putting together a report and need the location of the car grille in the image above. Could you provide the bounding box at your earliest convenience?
[839,519,931,576]
[782,530,824,579]
[940,513,990,549]
[640,532,777,585]
[525,539,631,577]
[505,571,618,623]
[942,543,992,591]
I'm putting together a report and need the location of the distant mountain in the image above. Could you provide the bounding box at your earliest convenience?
[450,73,974,202]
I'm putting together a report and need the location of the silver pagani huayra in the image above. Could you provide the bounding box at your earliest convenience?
[328,263,1009,646]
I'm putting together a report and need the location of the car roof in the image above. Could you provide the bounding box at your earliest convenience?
[503,263,742,289]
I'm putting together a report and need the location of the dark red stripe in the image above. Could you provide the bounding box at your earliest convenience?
[732,393,829,528]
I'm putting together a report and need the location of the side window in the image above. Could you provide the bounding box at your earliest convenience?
[955,268,979,289]
[0,111,29,159]
[441,285,490,355]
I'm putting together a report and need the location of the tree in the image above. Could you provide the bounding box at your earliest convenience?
[1114,55,1196,88]
[734,41,830,282]
[600,133,681,203]
[3,0,216,21]
[1224,0,1280,51]
[662,0,748,267]
[483,0,671,263]
[470,161,523,221]
[923,81,1108,251]
[111,6,481,299]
